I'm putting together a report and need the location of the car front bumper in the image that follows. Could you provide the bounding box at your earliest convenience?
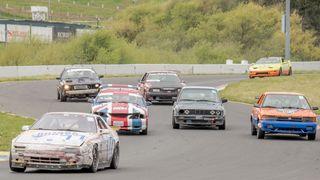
[65,89,99,97]
[249,70,280,77]
[10,149,92,170]
[146,92,178,101]
[260,120,317,134]
[175,115,224,127]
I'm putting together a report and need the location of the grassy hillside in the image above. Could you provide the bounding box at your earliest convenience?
[0,0,319,65]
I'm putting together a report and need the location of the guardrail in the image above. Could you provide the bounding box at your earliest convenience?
[0,62,319,78]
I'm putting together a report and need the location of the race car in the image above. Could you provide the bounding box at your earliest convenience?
[90,87,149,135]
[172,86,228,130]
[249,57,292,78]
[251,92,318,140]
[56,67,104,102]
[138,71,186,103]
[9,112,119,173]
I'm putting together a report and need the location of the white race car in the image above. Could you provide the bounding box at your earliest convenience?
[9,112,119,173]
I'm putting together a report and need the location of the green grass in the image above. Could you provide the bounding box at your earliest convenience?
[0,0,139,22]
[0,112,34,151]
[0,75,56,82]
[220,74,320,114]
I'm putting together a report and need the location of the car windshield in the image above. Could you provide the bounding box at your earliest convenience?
[146,74,180,82]
[262,94,311,109]
[62,69,98,79]
[31,113,97,133]
[96,94,146,106]
[179,89,219,102]
[256,58,281,64]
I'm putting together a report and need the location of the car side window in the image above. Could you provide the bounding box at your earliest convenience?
[97,117,107,129]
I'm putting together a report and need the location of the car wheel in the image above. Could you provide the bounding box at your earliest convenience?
[278,68,282,76]
[110,144,119,169]
[57,90,60,100]
[257,127,265,139]
[140,128,148,135]
[9,152,26,173]
[307,133,316,141]
[88,145,99,173]
[288,67,292,76]
[60,91,67,102]
[218,120,226,130]
[172,115,179,129]
[251,119,257,136]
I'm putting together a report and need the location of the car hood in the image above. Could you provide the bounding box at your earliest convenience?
[62,78,100,85]
[14,130,93,147]
[175,101,224,110]
[250,64,280,70]
[146,81,183,88]
[92,102,147,115]
[260,108,316,118]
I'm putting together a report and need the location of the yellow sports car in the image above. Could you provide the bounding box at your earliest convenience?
[249,57,292,78]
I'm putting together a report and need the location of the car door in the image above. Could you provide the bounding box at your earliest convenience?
[96,117,110,163]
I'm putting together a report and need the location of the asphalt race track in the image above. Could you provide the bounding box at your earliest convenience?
[0,75,320,180]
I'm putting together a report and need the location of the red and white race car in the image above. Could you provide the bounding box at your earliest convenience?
[90,86,150,135]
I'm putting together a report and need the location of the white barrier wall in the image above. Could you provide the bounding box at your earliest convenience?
[0,62,319,78]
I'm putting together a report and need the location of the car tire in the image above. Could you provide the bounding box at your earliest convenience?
[88,145,99,173]
[278,68,282,76]
[251,119,257,136]
[218,120,226,130]
[288,67,292,76]
[257,127,265,139]
[57,90,60,100]
[140,128,148,135]
[110,144,119,169]
[60,91,67,102]
[9,152,26,173]
[172,116,179,129]
[307,133,316,141]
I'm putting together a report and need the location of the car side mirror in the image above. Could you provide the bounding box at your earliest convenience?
[255,96,260,100]
[253,103,260,108]
[221,98,228,103]
[181,80,186,83]
[56,77,60,80]
[312,107,319,111]
[99,75,104,78]
[100,129,110,134]
[21,125,30,131]
[172,97,177,102]
[146,102,152,106]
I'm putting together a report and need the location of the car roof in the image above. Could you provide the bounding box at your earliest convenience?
[264,92,304,96]
[147,71,178,74]
[181,86,218,91]
[63,67,95,71]
[100,84,138,90]
[99,88,140,94]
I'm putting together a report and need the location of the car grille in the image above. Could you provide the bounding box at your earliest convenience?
[276,117,302,122]
[29,157,61,164]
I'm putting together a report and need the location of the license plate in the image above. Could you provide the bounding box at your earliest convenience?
[74,85,87,90]
[111,126,121,131]
[186,120,192,124]
[113,121,124,127]
[196,115,202,120]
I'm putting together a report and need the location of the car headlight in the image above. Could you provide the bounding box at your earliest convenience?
[302,117,315,122]
[64,85,70,90]
[179,109,189,115]
[152,89,160,92]
[95,83,100,88]
[177,88,181,92]
[261,116,277,121]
